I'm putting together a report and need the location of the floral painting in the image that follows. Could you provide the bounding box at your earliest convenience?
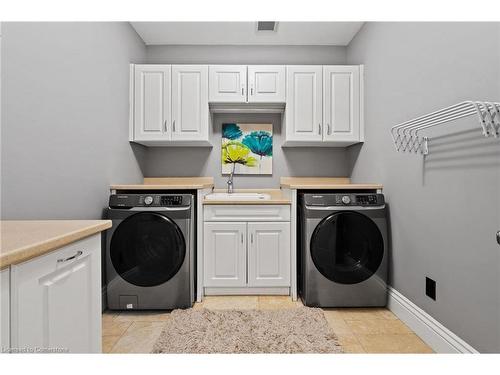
[222,123,273,175]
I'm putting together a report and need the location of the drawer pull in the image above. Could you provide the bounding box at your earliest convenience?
[57,250,83,263]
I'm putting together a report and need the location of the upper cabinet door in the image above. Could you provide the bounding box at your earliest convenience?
[209,65,247,103]
[285,66,323,141]
[323,66,360,142]
[247,65,286,103]
[247,222,290,287]
[171,65,209,141]
[134,65,171,141]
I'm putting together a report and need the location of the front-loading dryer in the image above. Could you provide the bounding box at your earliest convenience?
[106,193,194,310]
[298,192,388,307]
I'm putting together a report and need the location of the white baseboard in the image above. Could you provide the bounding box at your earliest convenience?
[388,287,478,353]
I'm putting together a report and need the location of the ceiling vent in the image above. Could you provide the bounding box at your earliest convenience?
[256,21,278,32]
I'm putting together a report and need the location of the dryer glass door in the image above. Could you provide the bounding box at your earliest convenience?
[310,211,384,284]
[110,212,186,287]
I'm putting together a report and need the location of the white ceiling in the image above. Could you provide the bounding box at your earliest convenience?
[130,22,364,46]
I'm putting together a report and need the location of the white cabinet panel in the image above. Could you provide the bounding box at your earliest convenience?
[134,65,171,141]
[248,65,285,103]
[1,268,9,350]
[204,205,290,222]
[171,65,209,141]
[323,66,360,142]
[285,66,323,141]
[204,222,247,287]
[10,234,102,353]
[247,223,290,287]
[209,65,247,103]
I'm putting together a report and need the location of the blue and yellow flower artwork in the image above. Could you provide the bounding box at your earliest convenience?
[221,123,273,175]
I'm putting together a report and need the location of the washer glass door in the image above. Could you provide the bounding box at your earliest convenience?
[310,211,384,284]
[110,212,186,287]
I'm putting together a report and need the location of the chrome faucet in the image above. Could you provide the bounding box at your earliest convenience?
[227,164,235,194]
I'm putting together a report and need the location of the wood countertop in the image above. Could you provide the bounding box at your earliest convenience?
[280,177,383,190]
[0,220,112,268]
[111,177,214,190]
[203,189,291,205]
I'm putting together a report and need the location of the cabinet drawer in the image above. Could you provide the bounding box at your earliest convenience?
[204,205,290,222]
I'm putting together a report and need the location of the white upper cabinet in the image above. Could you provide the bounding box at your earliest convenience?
[323,65,360,143]
[247,222,290,287]
[171,65,209,141]
[209,65,286,104]
[284,65,363,146]
[134,65,171,142]
[247,65,286,103]
[209,65,247,103]
[285,66,323,142]
[131,64,210,146]
[130,63,362,147]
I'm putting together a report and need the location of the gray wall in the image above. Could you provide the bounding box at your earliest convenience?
[146,45,346,65]
[144,113,350,188]
[1,22,147,219]
[144,44,349,188]
[347,22,500,352]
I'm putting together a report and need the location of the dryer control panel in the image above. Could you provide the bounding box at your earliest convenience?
[109,194,191,208]
[303,193,385,207]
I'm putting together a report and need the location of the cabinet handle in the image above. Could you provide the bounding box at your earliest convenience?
[241,233,244,243]
[251,233,254,244]
[164,120,167,132]
[496,230,500,246]
[319,123,322,135]
[251,87,254,96]
[172,120,176,132]
[241,87,244,96]
[327,123,331,135]
[57,250,83,264]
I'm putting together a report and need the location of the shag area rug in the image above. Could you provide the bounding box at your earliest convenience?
[152,307,342,353]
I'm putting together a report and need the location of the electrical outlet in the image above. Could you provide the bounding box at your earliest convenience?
[426,277,436,300]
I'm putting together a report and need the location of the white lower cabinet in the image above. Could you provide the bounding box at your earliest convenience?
[1,268,9,350]
[247,222,290,287]
[10,234,102,353]
[204,222,247,287]
[203,206,291,294]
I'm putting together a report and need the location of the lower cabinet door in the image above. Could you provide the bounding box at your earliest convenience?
[247,222,290,287]
[204,222,247,287]
[10,234,102,353]
[1,268,10,350]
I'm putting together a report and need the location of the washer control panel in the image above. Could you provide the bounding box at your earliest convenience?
[109,194,190,208]
[303,193,385,207]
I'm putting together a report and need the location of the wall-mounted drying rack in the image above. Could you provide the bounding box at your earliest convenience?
[391,101,500,155]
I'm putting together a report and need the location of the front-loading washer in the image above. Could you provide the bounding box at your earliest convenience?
[106,193,194,310]
[298,192,388,307]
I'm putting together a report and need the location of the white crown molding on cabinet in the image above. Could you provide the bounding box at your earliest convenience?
[388,287,479,353]
[130,22,364,46]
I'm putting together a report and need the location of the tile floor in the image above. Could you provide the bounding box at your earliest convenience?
[102,296,433,354]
